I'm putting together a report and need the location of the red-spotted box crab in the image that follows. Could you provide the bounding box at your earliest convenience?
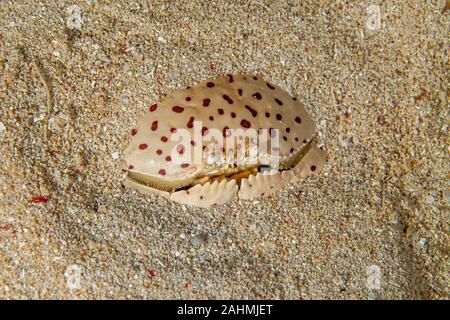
[124,74,326,207]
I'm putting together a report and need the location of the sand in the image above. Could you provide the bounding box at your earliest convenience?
[0,0,448,299]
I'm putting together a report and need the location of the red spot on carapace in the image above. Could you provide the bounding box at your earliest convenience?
[165,156,171,162]
[185,97,191,101]
[276,114,282,121]
[159,169,166,176]
[161,136,168,142]
[275,98,283,106]
[149,104,158,112]
[238,88,243,96]
[218,108,224,115]
[206,82,215,88]
[202,127,209,136]
[181,163,189,168]
[231,112,236,118]
[209,116,214,121]
[128,164,134,170]
[172,106,184,113]
[265,112,270,118]
[203,98,210,107]
[266,83,275,89]
[311,165,317,172]
[240,119,251,128]
[295,116,302,124]
[151,121,158,131]
[170,127,177,133]
[139,144,148,150]
[156,149,163,155]
[245,105,257,117]
[131,128,137,136]
[227,74,234,82]
[286,127,291,133]
[252,92,262,100]
[187,117,194,128]
[223,95,233,104]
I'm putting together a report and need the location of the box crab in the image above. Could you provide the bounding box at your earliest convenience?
[124,74,326,207]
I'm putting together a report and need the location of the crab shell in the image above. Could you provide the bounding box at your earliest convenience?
[124,74,326,207]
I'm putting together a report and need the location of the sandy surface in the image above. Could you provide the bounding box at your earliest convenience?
[0,0,448,299]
